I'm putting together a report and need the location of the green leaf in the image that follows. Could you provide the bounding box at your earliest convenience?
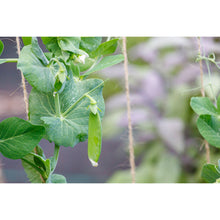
[58,37,87,56]
[22,37,32,46]
[31,37,49,65]
[78,57,95,72]
[80,37,102,54]
[29,77,105,147]
[190,97,218,116]
[17,45,59,93]
[0,117,45,159]
[41,37,62,57]
[91,38,119,57]
[22,154,44,183]
[50,174,66,183]
[83,54,124,77]
[197,115,220,147]
[22,145,51,183]
[69,61,80,78]
[0,40,4,56]
[88,112,102,167]
[201,164,220,183]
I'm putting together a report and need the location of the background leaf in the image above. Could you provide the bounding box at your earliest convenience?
[190,97,218,116]
[0,117,45,159]
[201,164,220,183]
[197,115,220,147]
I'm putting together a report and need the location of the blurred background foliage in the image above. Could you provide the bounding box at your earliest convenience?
[1,37,220,183]
[99,37,220,183]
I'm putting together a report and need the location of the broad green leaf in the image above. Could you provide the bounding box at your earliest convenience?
[197,115,220,147]
[58,37,87,56]
[22,145,50,183]
[51,174,67,183]
[83,54,124,77]
[41,37,62,57]
[31,37,49,65]
[22,37,32,46]
[91,38,119,57]
[201,164,220,183]
[88,112,102,167]
[190,97,218,116]
[17,45,59,93]
[0,40,4,56]
[22,154,44,183]
[0,117,45,159]
[80,37,102,54]
[29,77,105,147]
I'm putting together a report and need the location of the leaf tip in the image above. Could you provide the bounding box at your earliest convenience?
[89,159,98,167]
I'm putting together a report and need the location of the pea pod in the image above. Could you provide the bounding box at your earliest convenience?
[88,111,102,167]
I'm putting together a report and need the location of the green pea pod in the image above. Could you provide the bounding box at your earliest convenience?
[88,111,102,167]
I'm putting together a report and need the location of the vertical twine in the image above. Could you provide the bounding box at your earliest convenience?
[122,37,136,183]
[16,37,45,183]
[16,37,29,119]
[197,37,210,163]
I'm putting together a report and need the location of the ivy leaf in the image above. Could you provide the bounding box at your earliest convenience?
[90,38,119,58]
[29,77,105,147]
[0,117,45,159]
[17,45,59,93]
[201,164,220,183]
[0,40,4,56]
[83,54,124,77]
[22,37,32,46]
[197,115,220,147]
[80,37,102,54]
[190,97,218,116]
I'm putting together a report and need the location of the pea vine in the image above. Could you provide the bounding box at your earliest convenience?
[191,52,220,183]
[0,37,124,183]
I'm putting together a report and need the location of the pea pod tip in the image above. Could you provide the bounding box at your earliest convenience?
[89,159,99,167]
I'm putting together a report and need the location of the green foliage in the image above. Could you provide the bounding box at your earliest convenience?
[22,37,32,46]
[82,54,124,77]
[0,36,123,183]
[201,163,220,183]
[29,79,105,147]
[0,40,4,56]
[0,117,45,159]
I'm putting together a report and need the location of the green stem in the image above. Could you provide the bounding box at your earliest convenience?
[54,93,61,116]
[63,81,104,117]
[0,58,18,63]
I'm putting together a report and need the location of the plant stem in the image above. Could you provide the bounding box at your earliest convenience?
[54,93,61,116]
[0,58,18,63]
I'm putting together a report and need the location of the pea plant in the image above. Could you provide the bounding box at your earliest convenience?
[190,53,220,183]
[0,37,124,183]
